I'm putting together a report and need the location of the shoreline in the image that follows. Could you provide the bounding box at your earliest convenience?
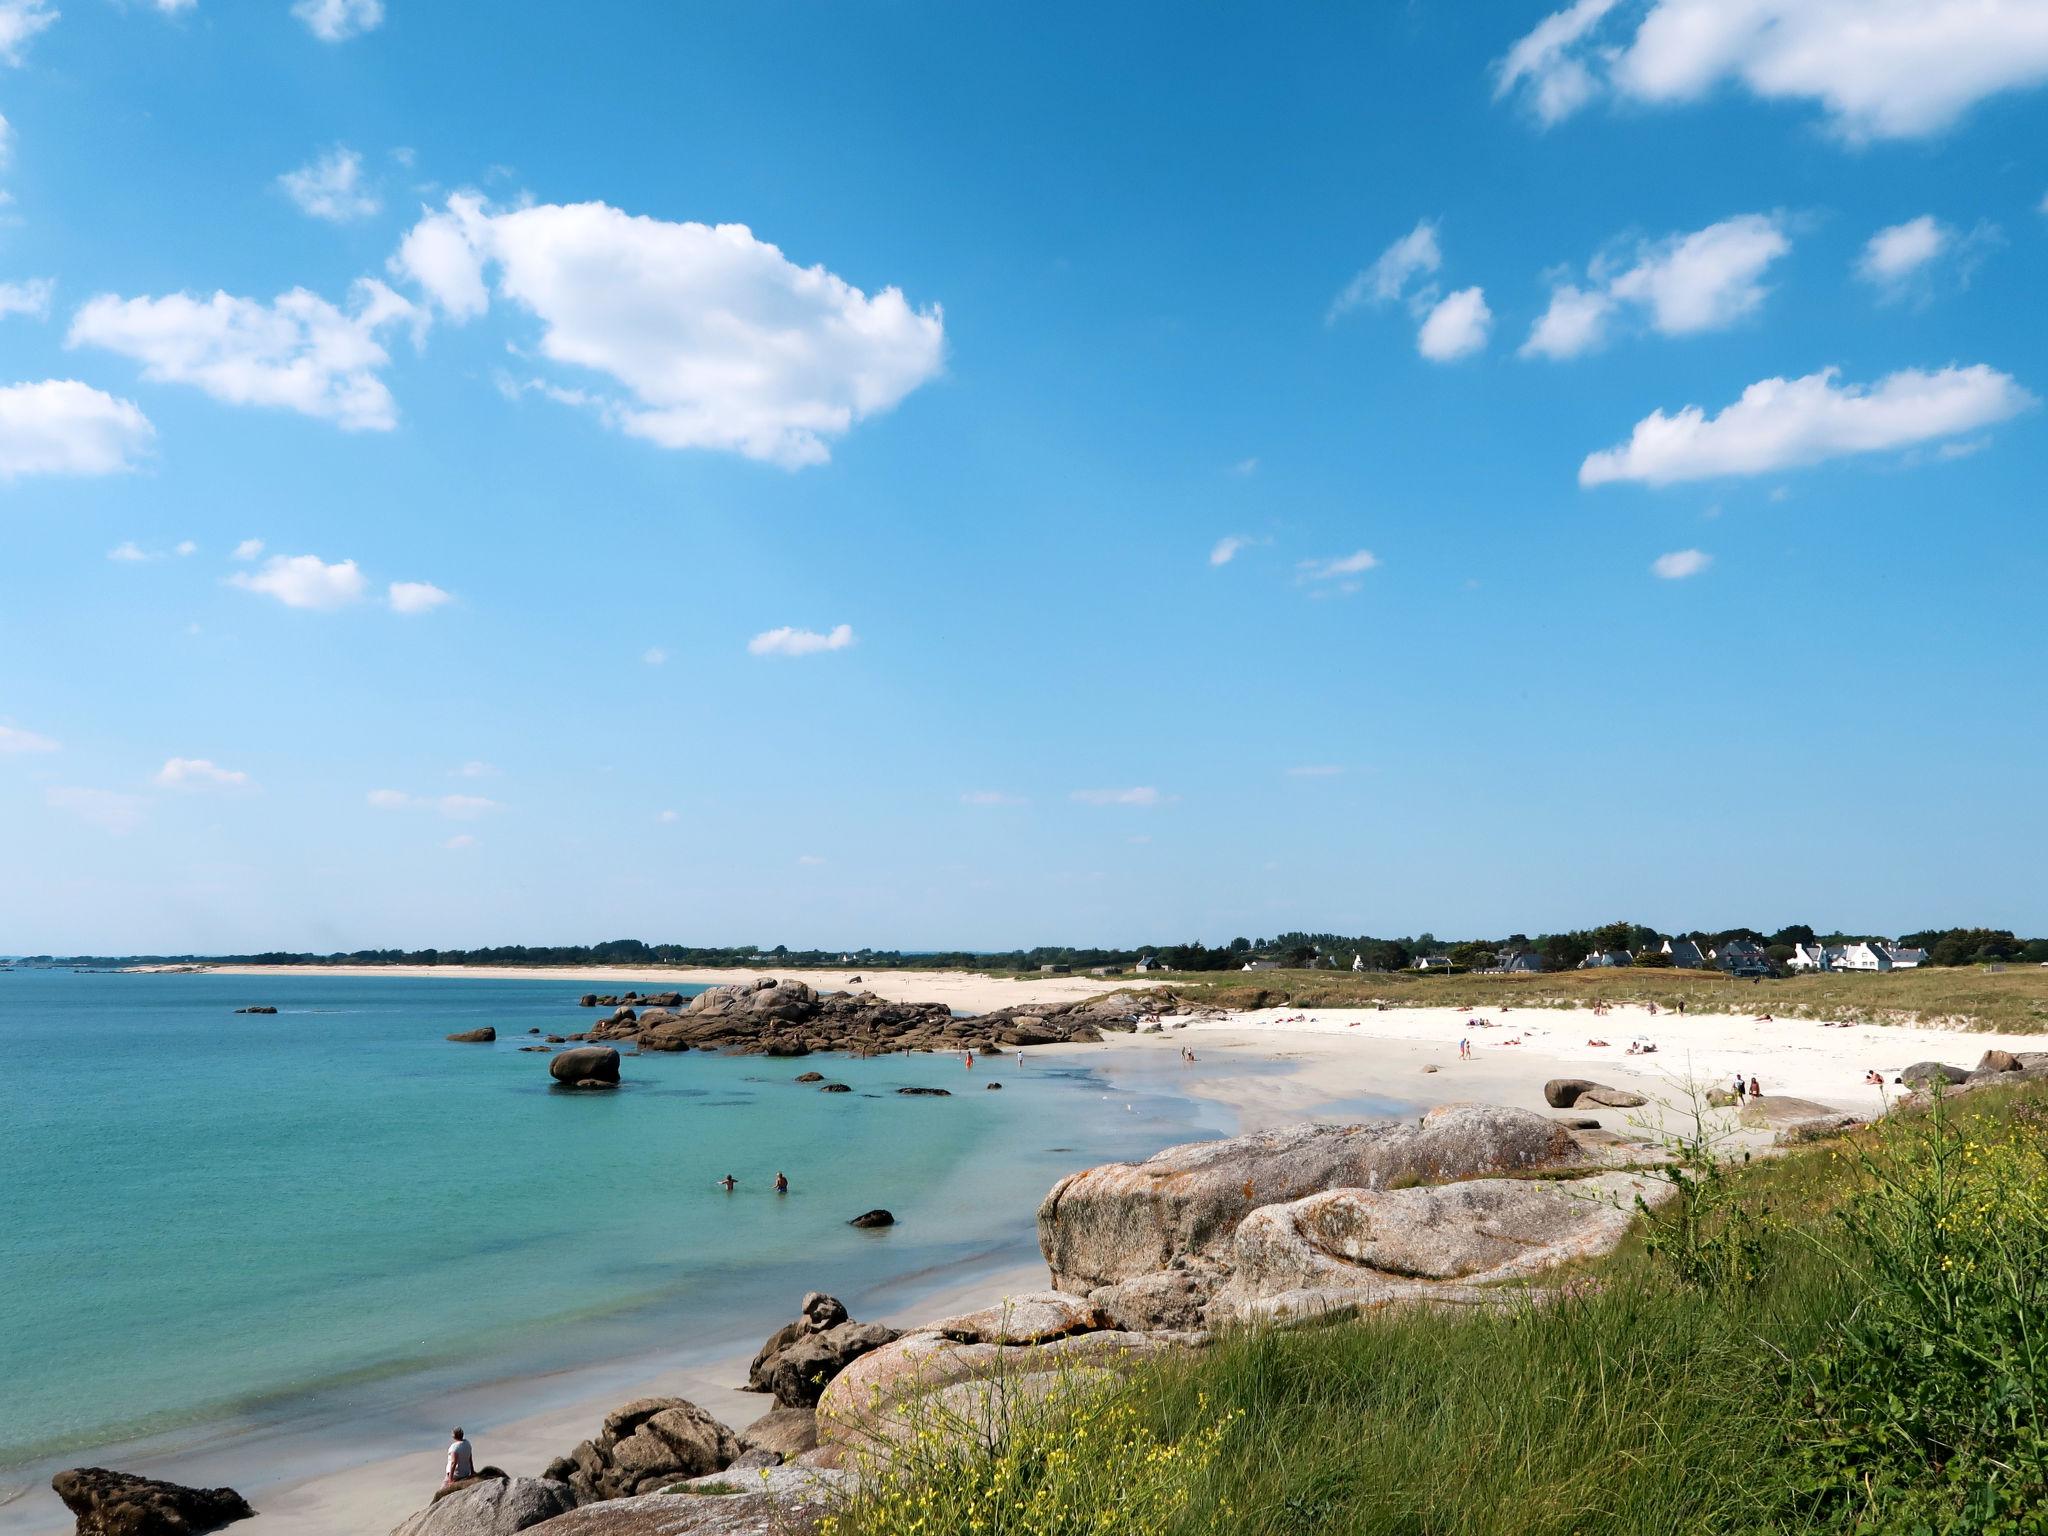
[126,963,1145,1014]
[16,991,2044,1535]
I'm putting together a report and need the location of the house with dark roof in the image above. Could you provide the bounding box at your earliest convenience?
[1711,939,1774,977]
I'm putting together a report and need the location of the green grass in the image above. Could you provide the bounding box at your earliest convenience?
[1125,964,2048,1034]
[827,1084,2048,1536]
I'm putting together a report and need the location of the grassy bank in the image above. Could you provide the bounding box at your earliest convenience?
[828,1083,2048,1536]
[1131,964,2048,1034]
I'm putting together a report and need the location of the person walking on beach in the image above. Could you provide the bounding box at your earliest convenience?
[774,1171,789,1194]
[443,1428,475,1488]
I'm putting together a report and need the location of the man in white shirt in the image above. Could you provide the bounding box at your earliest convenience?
[444,1428,475,1486]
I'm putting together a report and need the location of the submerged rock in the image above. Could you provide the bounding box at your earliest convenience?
[847,1209,894,1229]
[51,1467,253,1536]
[233,1005,276,1015]
[447,1028,497,1043]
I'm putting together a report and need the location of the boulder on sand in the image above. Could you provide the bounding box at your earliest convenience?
[1543,1079,1598,1108]
[51,1467,253,1536]
[447,1028,497,1043]
[549,1047,621,1088]
[392,1477,574,1536]
[1578,1086,1647,1108]
[1901,1061,1970,1092]
[541,1399,738,1503]
[1036,1104,1589,1292]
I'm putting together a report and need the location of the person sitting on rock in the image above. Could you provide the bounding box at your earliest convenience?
[1748,1075,1762,1099]
[444,1428,475,1488]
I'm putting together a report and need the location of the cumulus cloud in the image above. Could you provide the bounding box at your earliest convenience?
[656,809,679,824]
[46,786,145,835]
[0,379,154,479]
[1855,215,2000,302]
[155,757,254,791]
[0,722,58,753]
[1496,0,2048,141]
[69,279,420,431]
[1209,534,1252,567]
[1581,365,2034,487]
[443,833,477,851]
[175,539,196,556]
[1071,787,1164,808]
[392,194,945,467]
[229,553,367,610]
[279,146,380,222]
[387,579,451,615]
[1328,220,1442,321]
[641,646,668,665]
[0,278,52,319]
[231,538,265,561]
[748,623,855,657]
[454,760,498,778]
[961,790,1027,806]
[1524,215,1790,359]
[1651,548,1712,579]
[293,0,382,42]
[1416,286,1492,361]
[108,541,152,563]
[368,789,499,819]
[0,0,57,66]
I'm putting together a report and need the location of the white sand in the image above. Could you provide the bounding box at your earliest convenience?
[139,964,1143,1014]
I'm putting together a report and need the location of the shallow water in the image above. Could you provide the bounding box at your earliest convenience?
[0,969,1236,1477]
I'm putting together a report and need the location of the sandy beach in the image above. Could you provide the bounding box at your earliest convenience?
[139,964,1140,1015]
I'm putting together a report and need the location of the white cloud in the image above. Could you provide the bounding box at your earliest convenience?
[0,722,58,753]
[392,194,945,467]
[444,833,477,851]
[1497,0,2048,141]
[641,646,669,665]
[454,760,498,778]
[1651,548,1712,579]
[0,278,52,319]
[747,623,855,657]
[279,147,380,223]
[175,539,196,556]
[656,809,679,824]
[0,0,57,66]
[1328,220,1441,321]
[155,756,254,791]
[387,579,451,615]
[1525,215,1789,359]
[1286,765,1345,777]
[1581,365,2035,487]
[231,538,265,561]
[1494,0,1622,124]
[0,379,154,479]
[229,553,367,610]
[1298,549,1382,582]
[369,788,498,819]
[46,786,145,835]
[152,0,197,12]
[1228,456,1259,476]
[1209,534,1251,567]
[1860,216,1948,286]
[1071,787,1163,807]
[108,540,153,563]
[961,790,1027,806]
[293,0,382,42]
[1416,286,1492,361]
[797,854,826,866]
[69,279,419,431]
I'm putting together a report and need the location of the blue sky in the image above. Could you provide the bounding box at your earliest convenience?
[3,0,2045,953]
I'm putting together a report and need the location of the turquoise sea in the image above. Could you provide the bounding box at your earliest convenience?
[0,969,1258,1496]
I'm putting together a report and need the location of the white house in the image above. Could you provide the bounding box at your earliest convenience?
[1133,955,1160,973]
[1413,954,1455,971]
[1788,941,1927,973]
[1579,950,1632,969]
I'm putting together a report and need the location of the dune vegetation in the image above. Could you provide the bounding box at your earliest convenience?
[826,1082,2048,1536]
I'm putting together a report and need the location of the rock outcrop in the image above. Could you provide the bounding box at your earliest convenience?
[542,1399,739,1503]
[1036,1105,1590,1292]
[579,978,1158,1059]
[745,1293,899,1408]
[447,1028,497,1043]
[815,1292,1167,1461]
[1215,1172,1668,1324]
[847,1209,893,1229]
[391,1478,575,1536]
[519,1467,850,1535]
[1901,1061,1970,1091]
[549,1048,621,1089]
[738,1407,818,1459]
[51,1467,253,1536]
[1543,1079,1644,1109]
[233,1006,276,1015]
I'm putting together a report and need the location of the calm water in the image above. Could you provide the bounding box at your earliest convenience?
[0,969,1233,1476]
